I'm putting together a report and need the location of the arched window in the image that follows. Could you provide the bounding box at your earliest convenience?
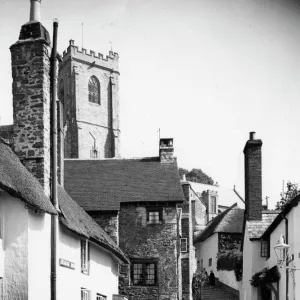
[88,76,100,104]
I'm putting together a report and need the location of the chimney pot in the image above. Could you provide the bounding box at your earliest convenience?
[250,131,256,140]
[29,0,42,23]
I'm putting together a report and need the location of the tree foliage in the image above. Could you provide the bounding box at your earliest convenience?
[216,249,243,281]
[179,167,214,185]
[275,181,300,210]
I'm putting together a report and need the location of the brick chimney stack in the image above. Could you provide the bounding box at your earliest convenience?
[243,131,263,221]
[10,0,51,196]
[159,138,175,163]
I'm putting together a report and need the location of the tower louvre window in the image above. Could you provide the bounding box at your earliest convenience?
[88,76,100,104]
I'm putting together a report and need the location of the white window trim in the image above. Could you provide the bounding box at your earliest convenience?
[81,288,91,300]
[97,294,107,300]
[180,238,187,252]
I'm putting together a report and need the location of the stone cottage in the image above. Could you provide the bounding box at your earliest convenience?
[64,138,193,300]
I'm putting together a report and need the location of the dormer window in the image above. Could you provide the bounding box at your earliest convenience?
[88,76,100,104]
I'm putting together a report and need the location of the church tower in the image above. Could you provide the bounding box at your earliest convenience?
[58,40,120,159]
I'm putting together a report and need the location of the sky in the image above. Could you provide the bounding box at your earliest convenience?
[1,0,300,209]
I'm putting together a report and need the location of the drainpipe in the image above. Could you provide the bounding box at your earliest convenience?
[109,77,115,157]
[284,216,289,300]
[50,19,59,300]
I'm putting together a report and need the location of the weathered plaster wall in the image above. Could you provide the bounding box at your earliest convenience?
[2,192,29,300]
[218,270,240,291]
[240,224,265,300]
[265,221,285,300]
[58,226,119,300]
[119,203,180,300]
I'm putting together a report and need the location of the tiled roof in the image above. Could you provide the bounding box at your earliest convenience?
[247,211,279,240]
[64,157,184,211]
[194,203,244,244]
[188,182,245,209]
[58,185,129,264]
[0,138,56,215]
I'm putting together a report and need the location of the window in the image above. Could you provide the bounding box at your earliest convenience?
[261,238,270,258]
[208,258,212,266]
[81,288,91,300]
[200,259,203,271]
[181,238,187,252]
[147,207,162,224]
[210,196,216,213]
[131,260,157,286]
[88,76,100,104]
[81,240,89,274]
[96,294,107,300]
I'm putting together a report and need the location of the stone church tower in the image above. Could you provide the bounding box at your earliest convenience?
[58,40,120,159]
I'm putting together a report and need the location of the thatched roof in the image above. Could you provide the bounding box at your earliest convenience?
[0,138,56,215]
[0,138,128,263]
[194,203,244,244]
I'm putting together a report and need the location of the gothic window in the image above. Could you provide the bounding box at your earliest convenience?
[88,76,100,104]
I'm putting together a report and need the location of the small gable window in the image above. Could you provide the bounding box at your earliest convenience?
[88,76,100,104]
[147,207,163,224]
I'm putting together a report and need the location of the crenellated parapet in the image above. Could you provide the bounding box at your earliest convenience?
[61,39,119,73]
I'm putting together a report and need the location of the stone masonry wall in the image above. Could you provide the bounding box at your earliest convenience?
[87,211,119,245]
[181,183,194,300]
[11,39,51,196]
[59,41,120,159]
[119,203,180,300]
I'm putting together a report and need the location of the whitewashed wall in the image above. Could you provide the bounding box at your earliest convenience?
[57,226,119,300]
[195,233,218,274]
[1,191,51,300]
[240,223,267,300]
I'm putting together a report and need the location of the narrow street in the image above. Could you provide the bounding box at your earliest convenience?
[199,285,239,300]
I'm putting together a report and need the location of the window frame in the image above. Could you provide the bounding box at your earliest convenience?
[81,288,91,300]
[96,294,107,300]
[210,196,217,213]
[146,207,163,224]
[261,237,270,258]
[81,239,90,275]
[131,259,158,286]
[180,238,187,253]
[88,76,101,105]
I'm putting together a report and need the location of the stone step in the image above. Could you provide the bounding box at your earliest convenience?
[199,285,239,300]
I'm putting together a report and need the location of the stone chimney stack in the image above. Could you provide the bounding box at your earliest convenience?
[243,131,263,221]
[11,0,51,196]
[159,138,175,163]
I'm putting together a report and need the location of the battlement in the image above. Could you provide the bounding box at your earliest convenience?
[62,39,119,71]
